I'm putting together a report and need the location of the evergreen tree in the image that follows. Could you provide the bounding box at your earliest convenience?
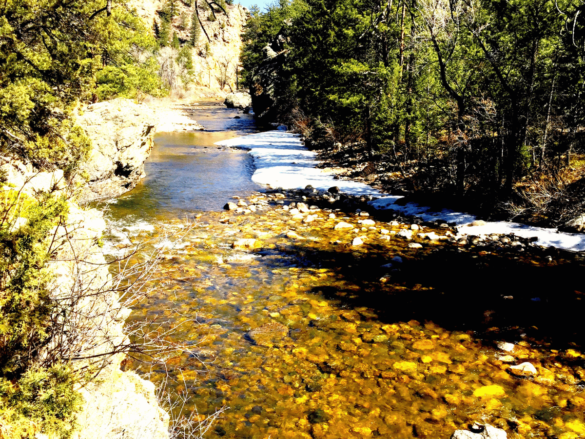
[172,31,181,49]
[169,0,179,18]
[158,17,171,46]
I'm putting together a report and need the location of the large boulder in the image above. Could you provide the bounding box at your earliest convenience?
[224,92,252,110]
[0,155,65,195]
[76,99,157,203]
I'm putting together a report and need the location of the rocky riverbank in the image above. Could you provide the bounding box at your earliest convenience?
[0,96,216,438]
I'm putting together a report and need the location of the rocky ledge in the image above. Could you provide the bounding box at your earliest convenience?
[76,99,157,203]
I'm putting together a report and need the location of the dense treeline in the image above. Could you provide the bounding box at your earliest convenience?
[243,0,585,222]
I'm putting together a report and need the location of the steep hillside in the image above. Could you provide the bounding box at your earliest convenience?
[130,0,249,92]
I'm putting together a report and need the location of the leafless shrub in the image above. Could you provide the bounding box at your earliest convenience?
[152,370,228,439]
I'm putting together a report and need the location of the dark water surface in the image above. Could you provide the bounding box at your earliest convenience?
[107,103,260,222]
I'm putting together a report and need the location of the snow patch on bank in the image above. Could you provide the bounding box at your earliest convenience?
[216,131,585,252]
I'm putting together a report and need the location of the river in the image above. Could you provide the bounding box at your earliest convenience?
[105,102,585,439]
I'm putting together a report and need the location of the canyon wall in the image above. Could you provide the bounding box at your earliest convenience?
[130,0,249,92]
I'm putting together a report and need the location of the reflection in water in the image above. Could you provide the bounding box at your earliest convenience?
[107,103,261,222]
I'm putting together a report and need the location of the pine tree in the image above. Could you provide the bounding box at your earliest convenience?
[190,12,201,46]
[172,32,180,49]
[158,17,171,46]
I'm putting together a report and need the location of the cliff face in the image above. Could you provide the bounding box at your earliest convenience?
[76,99,157,203]
[129,0,248,92]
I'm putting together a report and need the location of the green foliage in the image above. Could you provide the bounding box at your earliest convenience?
[0,188,69,377]
[0,365,82,439]
[241,0,308,84]
[172,32,181,49]
[159,17,172,46]
[243,0,585,197]
[96,58,166,101]
[0,0,164,169]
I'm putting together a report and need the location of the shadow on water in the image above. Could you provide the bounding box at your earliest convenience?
[256,232,585,354]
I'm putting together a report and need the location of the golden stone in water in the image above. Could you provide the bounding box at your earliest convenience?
[412,339,435,350]
[473,385,506,398]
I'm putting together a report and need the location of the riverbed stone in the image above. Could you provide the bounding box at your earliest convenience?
[509,362,537,377]
[233,239,258,249]
[397,230,413,240]
[452,424,507,439]
[335,222,354,230]
[297,203,309,213]
[248,321,289,346]
[497,342,515,352]
[352,237,364,246]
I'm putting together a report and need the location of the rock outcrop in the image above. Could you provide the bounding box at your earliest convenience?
[225,91,252,110]
[76,99,156,203]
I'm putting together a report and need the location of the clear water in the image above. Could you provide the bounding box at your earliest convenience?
[107,103,261,222]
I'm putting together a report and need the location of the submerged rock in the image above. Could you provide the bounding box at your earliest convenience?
[232,239,258,249]
[452,424,507,439]
[248,321,289,346]
[509,362,538,377]
[334,221,354,230]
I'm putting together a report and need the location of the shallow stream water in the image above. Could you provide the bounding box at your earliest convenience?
[107,103,260,222]
[106,103,585,439]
